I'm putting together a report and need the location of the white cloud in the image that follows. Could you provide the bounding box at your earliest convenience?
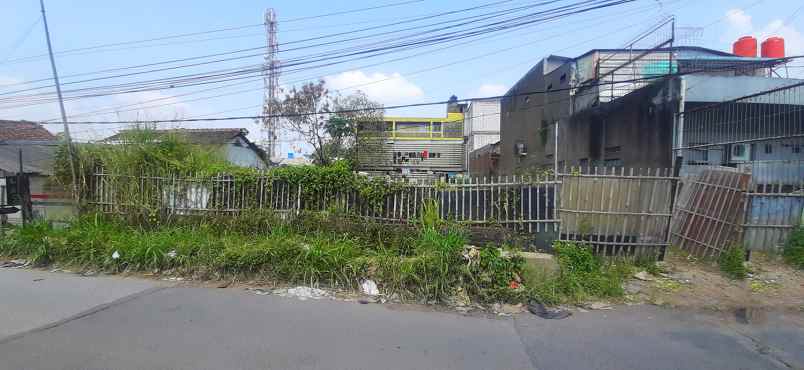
[722,8,804,77]
[759,21,804,57]
[109,90,191,121]
[724,8,753,35]
[472,83,508,97]
[324,70,424,104]
[0,75,21,87]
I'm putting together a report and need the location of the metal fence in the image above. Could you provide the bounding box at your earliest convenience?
[744,192,804,251]
[676,81,804,252]
[92,172,561,233]
[90,169,681,253]
[671,168,751,257]
[559,167,676,256]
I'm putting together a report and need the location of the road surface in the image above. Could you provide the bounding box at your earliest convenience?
[0,268,802,370]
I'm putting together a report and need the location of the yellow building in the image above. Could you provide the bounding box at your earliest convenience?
[357,105,466,178]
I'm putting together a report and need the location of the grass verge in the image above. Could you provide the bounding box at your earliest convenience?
[0,213,636,306]
[0,213,524,304]
[783,227,804,270]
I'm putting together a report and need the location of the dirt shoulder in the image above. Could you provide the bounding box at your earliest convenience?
[626,249,804,312]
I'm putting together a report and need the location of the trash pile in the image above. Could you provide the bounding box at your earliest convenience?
[247,286,332,301]
[0,259,29,268]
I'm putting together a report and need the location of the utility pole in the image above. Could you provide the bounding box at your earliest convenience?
[40,0,79,204]
[260,8,280,161]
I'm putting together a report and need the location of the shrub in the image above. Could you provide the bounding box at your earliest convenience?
[524,241,630,304]
[783,227,804,269]
[719,245,748,280]
[0,212,524,305]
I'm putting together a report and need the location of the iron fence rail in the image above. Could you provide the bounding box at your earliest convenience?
[90,169,679,252]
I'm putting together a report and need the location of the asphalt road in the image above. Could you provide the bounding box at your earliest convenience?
[1,268,802,370]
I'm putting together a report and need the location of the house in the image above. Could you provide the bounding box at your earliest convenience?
[105,128,270,169]
[464,98,501,176]
[497,44,801,181]
[357,99,467,178]
[0,120,73,223]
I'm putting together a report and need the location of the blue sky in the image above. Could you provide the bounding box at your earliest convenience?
[1,0,802,155]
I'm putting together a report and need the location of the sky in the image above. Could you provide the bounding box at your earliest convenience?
[0,0,802,157]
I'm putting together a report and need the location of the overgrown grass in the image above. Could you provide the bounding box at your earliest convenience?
[719,245,748,280]
[0,213,524,304]
[783,227,804,270]
[523,241,632,305]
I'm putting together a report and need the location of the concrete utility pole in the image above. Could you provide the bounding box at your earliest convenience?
[261,8,280,161]
[40,0,79,204]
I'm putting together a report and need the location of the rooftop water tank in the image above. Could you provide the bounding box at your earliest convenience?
[733,36,758,57]
[761,37,785,58]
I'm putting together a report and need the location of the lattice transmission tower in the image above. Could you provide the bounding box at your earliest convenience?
[260,8,280,160]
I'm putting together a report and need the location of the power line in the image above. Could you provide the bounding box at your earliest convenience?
[51,11,657,132]
[0,0,537,90]
[2,0,621,93]
[0,0,424,66]
[101,1,673,120]
[1,18,42,63]
[0,0,636,107]
[281,0,425,23]
[46,57,802,125]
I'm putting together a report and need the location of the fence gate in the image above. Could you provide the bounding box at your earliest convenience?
[558,167,676,256]
[670,168,750,257]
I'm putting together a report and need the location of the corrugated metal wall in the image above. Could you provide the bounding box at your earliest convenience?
[358,141,465,173]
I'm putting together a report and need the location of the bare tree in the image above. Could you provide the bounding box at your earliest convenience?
[278,80,332,165]
[278,81,384,166]
[328,91,385,165]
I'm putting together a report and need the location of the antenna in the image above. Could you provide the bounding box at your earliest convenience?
[261,8,280,161]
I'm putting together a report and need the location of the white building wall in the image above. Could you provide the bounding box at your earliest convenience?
[224,137,268,169]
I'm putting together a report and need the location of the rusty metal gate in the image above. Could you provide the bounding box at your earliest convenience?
[670,168,751,257]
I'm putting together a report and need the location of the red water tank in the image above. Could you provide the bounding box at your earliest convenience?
[733,36,758,57]
[761,37,785,58]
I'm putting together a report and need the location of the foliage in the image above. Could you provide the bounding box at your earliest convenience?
[278,81,383,166]
[783,227,804,269]
[0,212,523,304]
[719,245,748,280]
[327,92,386,167]
[419,198,442,230]
[53,130,408,213]
[524,241,631,304]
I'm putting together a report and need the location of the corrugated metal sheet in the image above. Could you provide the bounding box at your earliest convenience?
[744,194,804,251]
[357,141,465,172]
[468,134,500,152]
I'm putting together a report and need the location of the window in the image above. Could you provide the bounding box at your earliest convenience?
[794,145,801,154]
[431,122,442,132]
[579,158,589,167]
[604,146,621,155]
[560,73,567,83]
[546,154,554,159]
[765,144,773,154]
[604,158,623,167]
[732,144,746,157]
[524,96,530,104]
[547,83,553,91]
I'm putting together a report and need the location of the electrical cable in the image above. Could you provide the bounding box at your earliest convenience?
[0,0,636,107]
[46,57,802,125]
